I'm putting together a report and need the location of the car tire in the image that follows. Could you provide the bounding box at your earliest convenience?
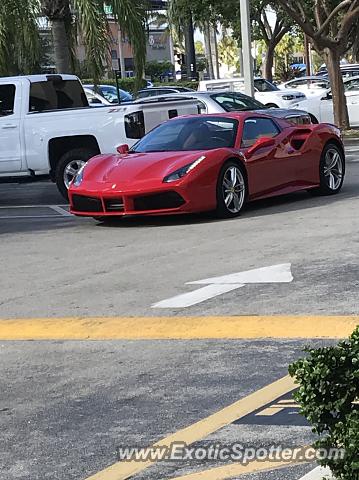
[266,103,279,108]
[215,161,247,218]
[308,143,345,196]
[56,148,97,200]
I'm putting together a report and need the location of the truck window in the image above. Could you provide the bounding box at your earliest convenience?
[29,80,88,113]
[0,84,16,117]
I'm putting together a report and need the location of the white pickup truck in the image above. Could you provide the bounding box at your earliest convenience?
[0,74,197,198]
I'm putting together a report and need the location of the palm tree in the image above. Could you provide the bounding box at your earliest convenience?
[40,0,72,73]
[41,0,147,82]
[0,0,40,76]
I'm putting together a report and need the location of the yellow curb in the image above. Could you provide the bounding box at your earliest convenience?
[0,316,357,340]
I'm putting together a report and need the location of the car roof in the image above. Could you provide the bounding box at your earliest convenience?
[1,74,79,83]
[200,77,264,83]
[132,91,258,103]
[285,76,329,82]
[340,64,359,69]
[319,64,359,72]
[83,84,129,93]
[138,86,183,91]
[176,111,291,122]
[138,90,257,98]
[344,75,359,82]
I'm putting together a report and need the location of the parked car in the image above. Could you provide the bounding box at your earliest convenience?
[292,75,359,126]
[316,63,359,79]
[84,88,112,107]
[136,86,195,99]
[133,91,315,125]
[0,74,199,198]
[198,77,307,109]
[69,112,344,220]
[83,84,133,103]
[278,76,330,98]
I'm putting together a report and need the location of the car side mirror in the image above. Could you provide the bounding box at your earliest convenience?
[247,137,276,156]
[117,144,129,154]
[321,91,332,100]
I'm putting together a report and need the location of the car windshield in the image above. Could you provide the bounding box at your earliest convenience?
[211,92,266,111]
[100,86,132,102]
[254,79,279,92]
[131,117,238,153]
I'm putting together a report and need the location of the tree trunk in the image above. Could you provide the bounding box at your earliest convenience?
[324,47,350,129]
[352,31,359,63]
[263,42,275,82]
[184,13,197,80]
[209,25,219,79]
[204,22,214,79]
[51,19,71,73]
[212,26,220,79]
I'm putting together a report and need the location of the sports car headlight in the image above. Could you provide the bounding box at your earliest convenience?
[163,156,206,183]
[282,94,295,100]
[72,165,86,186]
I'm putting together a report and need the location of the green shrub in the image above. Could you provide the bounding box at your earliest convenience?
[145,61,174,80]
[289,327,359,479]
[80,77,147,94]
[153,80,199,90]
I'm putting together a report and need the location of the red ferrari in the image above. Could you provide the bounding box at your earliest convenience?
[69,112,345,219]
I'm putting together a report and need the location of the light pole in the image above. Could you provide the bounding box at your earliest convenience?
[240,0,254,97]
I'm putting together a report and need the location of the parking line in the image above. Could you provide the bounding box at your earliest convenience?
[0,204,68,209]
[84,375,296,480]
[48,205,72,217]
[0,215,65,219]
[299,467,334,479]
[0,316,357,340]
[168,458,305,480]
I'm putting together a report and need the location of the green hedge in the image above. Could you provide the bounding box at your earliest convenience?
[80,78,147,93]
[153,80,199,90]
[289,327,359,479]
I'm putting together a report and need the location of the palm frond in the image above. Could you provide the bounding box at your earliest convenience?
[0,0,40,75]
[74,0,110,83]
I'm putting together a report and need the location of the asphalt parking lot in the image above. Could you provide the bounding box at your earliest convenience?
[1,140,359,480]
[1,141,359,317]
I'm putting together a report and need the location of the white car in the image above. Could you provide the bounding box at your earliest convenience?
[83,88,112,107]
[198,77,307,109]
[292,75,359,126]
[278,76,330,98]
[0,74,199,197]
[134,91,314,124]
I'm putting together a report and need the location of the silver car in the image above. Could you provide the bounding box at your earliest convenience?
[134,91,315,125]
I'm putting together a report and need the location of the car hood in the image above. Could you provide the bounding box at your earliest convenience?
[268,89,306,98]
[254,108,309,118]
[83,150,209,188]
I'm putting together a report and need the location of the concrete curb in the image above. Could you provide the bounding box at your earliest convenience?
[299,467,335,479]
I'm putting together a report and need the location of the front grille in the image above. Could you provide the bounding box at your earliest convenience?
[134,191,185,211]
[72,194,103,212]
[104,197,124,212]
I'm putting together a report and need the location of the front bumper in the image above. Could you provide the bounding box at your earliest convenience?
[69,187,198,217]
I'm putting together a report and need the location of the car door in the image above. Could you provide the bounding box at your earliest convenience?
[0,82,22,172]
[344,78,359,127]
[241,117,298,198]
[318,92,335,124]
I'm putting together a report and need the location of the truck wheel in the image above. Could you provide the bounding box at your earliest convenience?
[56,148,97,199]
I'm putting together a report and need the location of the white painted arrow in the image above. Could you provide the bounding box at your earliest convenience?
[152,263,293,309]
[188,263,293,285]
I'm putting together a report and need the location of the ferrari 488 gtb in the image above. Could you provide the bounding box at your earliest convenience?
[69,112,345,220]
